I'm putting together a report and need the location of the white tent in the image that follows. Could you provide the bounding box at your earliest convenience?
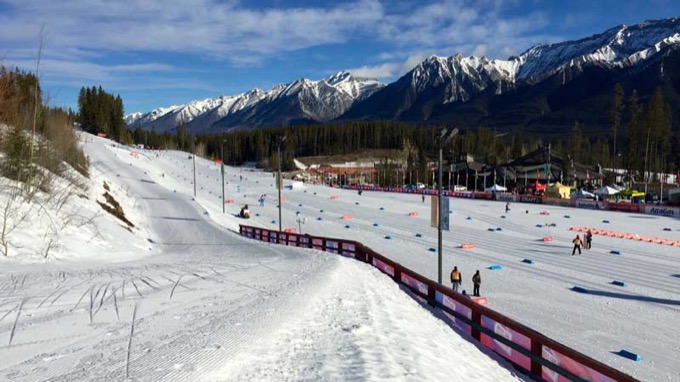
[485,184,508,192]
[594,186,620,196]
[570,189,595,199]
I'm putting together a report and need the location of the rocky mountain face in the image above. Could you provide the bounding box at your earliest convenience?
[127,71,383,133]
[127,18,680,135]
[342,18,680,125]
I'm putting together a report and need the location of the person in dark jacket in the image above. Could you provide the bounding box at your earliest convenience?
[472,270,481,297]
[586,229,593,250]
[572,234,582,255]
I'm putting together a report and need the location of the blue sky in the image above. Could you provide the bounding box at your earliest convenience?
[1,0,678,113]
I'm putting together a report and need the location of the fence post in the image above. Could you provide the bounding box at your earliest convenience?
[471,310,481,341]
[531,339,543,377]
[427,284,436,307]
[393,265,401,283]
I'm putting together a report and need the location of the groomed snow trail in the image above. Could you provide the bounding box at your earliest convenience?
[0,135,523,382]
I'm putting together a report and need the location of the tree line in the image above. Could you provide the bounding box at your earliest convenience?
[77,86,130,143]
[0,66,88,192]
[125,85,677,183]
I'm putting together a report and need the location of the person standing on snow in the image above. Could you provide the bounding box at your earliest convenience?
[422,194,426,203]
[450,266,462,292]
[505,202,510,213]
[472,270,481,296]
[586,229,593,250]
[572,234,582,255]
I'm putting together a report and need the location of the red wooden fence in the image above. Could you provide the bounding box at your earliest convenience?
[239,224,638,382]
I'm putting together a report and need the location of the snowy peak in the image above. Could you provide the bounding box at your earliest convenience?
[124,112,143,125]
[514,18,680,79]
[390,18,680,103]
[128,72,384,132]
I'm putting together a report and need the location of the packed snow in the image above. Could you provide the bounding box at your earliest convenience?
[0,134,524,381]
[103,142,677,381]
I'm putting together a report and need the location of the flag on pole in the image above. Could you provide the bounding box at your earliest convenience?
[586,170,590,182]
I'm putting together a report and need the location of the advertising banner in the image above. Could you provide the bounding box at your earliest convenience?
[497,194,516,202]
[372,258,395,277]
[299,236,310,247]
[605,202,642,213]
[572,199,598,209]
[326,240,339,254]
[645,205,680,218]
[340,242,356,258]
[431,196,438,228]
[400,273,429,297]
[542,346,617,382]
[441,197,450,231]
[518,195,544,204]
[435,291,472,335]
[312,238,324,250]
[286,234,298,246]
[544,198,570,207]
[480,315,532,371]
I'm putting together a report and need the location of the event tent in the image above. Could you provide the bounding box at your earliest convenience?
[485,184,508,192]
[570,189,595,199]
[526,181,546,192]
[594,186,621,196]
[546,182,571,199]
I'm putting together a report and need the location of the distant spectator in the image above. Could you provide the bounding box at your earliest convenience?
[572,235,582,255]
[472,270,481,296]
[450,266,462,292]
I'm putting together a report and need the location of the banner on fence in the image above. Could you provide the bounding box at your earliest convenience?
[518,195,543,204]
[480,315,532,371]
[542,346,617,382]
[436,291,472,335]
[372,258,395,277]
[605,202,642,213]
[644,205,680,218]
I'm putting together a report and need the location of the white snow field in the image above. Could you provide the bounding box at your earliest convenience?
[106,142,680,382]
[0,134,524,382]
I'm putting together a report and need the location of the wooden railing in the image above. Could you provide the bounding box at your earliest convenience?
[239,224,638,382]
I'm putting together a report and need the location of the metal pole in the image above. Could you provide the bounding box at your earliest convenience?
[277,135,286,234]
[438,144,443,285]
[193,147,196,198]
[278,142,282,233]
[221,141,225,214]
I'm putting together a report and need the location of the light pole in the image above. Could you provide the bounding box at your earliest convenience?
[277,135,287,234]
[221,139,226,214]
[192,137,197,198]
[438,127,459,284]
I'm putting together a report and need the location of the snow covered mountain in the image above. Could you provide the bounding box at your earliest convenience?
[127,18,680,132]
[123,112,143,125]
[342,17,680,121]
[127,71,383,133]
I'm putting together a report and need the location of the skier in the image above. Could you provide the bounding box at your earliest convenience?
[572,234,582,255]
[586,229,593,250]
[505,202,510,213]
[450,266,462,292]
[422,194,426,203]
[472,270,481,297]
[259,194,265,207]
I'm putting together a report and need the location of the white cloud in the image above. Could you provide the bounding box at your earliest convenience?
[348,63,400,78]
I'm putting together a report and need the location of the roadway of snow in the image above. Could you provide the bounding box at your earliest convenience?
[0,135,523,381]
[132,147,678,382]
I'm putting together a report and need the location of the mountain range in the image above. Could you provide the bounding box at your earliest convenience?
[127,18,680,136]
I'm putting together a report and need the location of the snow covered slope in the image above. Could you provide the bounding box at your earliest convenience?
[0,134,523,381]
